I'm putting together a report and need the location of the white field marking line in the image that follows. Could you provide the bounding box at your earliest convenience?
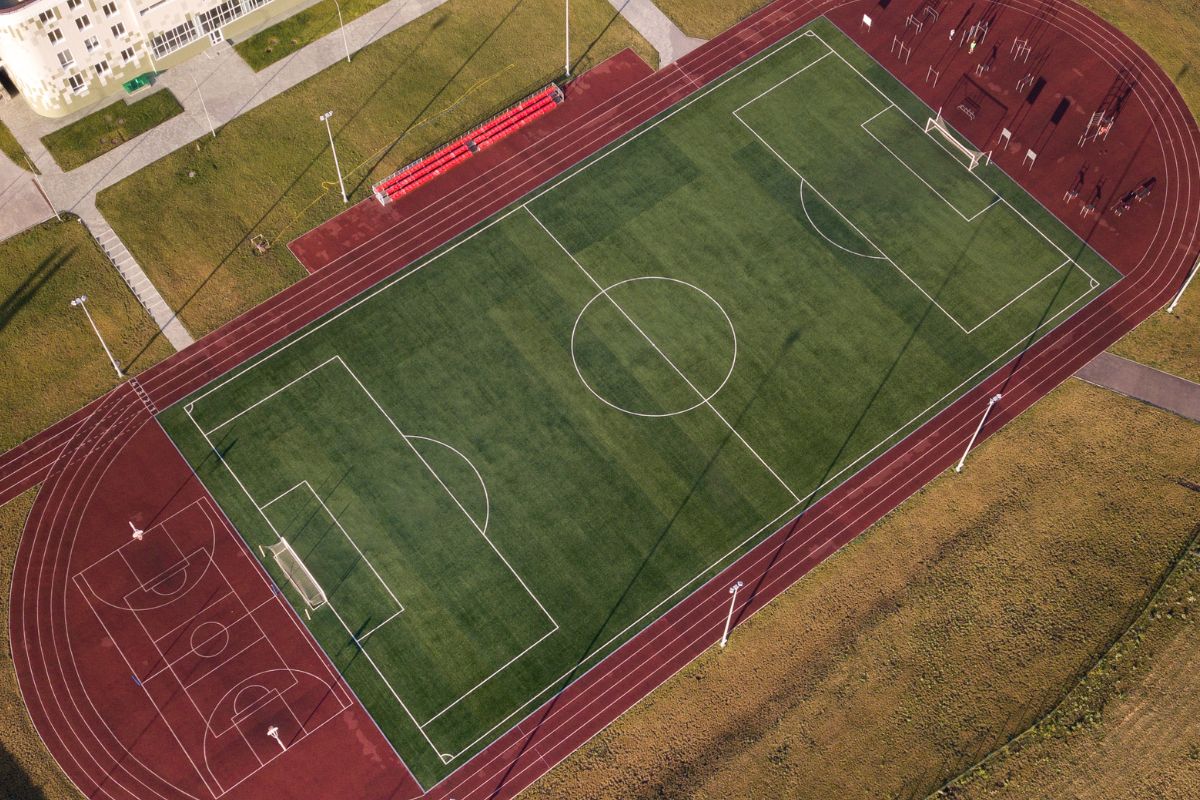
[176,24,1113,767]
[798,179,886,260]
[963,259,1088,334]
[861,105,1002,222]
[188,363,551,761]
[203,355,342,436]
[407,435,491,534]
[334,356,558,630]
[730,46,833,115]
[39,406,347,800]
[50,12,1188,797]
[162,17,1133,775]
[175,27,829,414]
[809,29,1103,286]
[732,110,972,334]
[676,62,702,92]
[438,239,1112,769]
[272,480,406,614]
[356,609,405,643]
[419,622,559,727]
[73,573,214,800]
[465,10,1192,783]
[525,206,801,505]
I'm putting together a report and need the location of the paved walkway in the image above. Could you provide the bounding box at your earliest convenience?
[607,0,704,65]
[0,0,450,348]
[1077,352,1200,423]
[76,200,195,349]
[0,141,53,240]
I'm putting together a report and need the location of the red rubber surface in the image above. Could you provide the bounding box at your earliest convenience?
[7,1,1198,798]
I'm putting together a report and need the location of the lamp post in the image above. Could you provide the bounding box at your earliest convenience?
[720,580,744,648]
[70,295,122,377]
[955,393,1002,473]
[320,110,348,204]
[1166,255,1198,314]
[564,0,570,76]
[332,0,351,63]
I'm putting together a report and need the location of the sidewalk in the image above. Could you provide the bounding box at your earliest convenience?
[0,147,52,240]
[607,0,704,65]
[1076,352,1200,423]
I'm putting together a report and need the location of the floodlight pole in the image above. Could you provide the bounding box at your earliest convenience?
[955,393,1002,473]
[564,0,570,76]
[719,580,744,648]
[191,75,215,138]
[320,110,348,204]
[70,295,122,378]
[332,0,351,63]
[1166,255,1199,314]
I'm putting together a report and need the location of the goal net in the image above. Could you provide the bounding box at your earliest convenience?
[924,112,991,171]
[266,539,327,612]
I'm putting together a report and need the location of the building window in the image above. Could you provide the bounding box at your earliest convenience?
[198,0,243,34]
[83,35,99,51]
[68,73,86,93]
[47,28,63,43]
[121,46,136,62]
[244,0,269,9]
[75,14,90,29]
[39,9,58,23]
[102,1,118,15]
[66,0,82,9]
[57,49,74,68]
[150,19,197,57]
[94,59,109,75]
[111,22,125,36]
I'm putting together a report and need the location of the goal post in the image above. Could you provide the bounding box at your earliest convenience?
[266,538,327,614]
[924,111,992,171]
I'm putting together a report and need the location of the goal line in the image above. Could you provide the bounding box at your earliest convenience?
[925,109,991,171]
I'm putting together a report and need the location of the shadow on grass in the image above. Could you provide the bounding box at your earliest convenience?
[0,738,49,800]
[0,247,73,338]
[122,0,635,367]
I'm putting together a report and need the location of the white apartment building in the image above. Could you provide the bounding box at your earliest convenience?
[0,0,308,117]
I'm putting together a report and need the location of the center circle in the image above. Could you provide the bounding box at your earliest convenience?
[190,621,230,659]
[571,277,737,417]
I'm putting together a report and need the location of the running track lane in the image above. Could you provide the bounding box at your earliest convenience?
[8,0,1199,798]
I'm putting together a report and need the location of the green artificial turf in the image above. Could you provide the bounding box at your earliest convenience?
[160,20,1120,788]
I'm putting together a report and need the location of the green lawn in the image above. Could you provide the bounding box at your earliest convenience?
[656,0,767,39]
[160,21,1119,787]
[0,119,36,173]
[97,0,655,339]
[236,0,391,70]
[0,217,173,451]
[40,90,183,171]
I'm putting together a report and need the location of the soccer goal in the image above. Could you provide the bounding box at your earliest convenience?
[265,538,327,616]
[925,111,992,171]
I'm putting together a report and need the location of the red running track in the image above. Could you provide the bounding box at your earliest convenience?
[7,0,1198,798]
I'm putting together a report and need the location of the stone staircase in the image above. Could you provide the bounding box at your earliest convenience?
[78,204,195,351]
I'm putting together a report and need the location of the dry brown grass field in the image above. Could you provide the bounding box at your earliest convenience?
[0,490,83,800]
[945,522,1200,799]
[522,381,1200,799]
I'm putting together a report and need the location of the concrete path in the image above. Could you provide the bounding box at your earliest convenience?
[0,0,450,349]
[606,0,704,65]
[0,146,53,240]
[1076,352,1200,423]
[75,201,195,349]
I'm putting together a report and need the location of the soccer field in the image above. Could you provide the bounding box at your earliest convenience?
[161,18,1120,787]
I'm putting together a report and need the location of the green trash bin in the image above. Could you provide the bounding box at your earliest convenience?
[122,73,153,94]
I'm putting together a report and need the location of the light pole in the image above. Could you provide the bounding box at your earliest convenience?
[192,75,215,138]
[70,295,122,378]
[332,0,351,63]
[564,0,570,76]
[719,580,744,649]
[955,393,1002,473]
[320,110,348,204]
[1166,255,1198,314]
